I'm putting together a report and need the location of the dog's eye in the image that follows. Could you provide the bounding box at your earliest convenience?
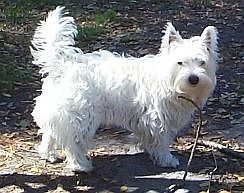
[177,61,183,65]
[200,61,206,66]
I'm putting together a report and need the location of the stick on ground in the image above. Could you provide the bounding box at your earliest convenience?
[178,137,244,160]
[178,95,203,181]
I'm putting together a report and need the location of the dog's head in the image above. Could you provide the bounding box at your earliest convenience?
[160,23,218,106]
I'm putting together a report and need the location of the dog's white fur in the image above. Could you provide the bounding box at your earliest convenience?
[31,7,218,172]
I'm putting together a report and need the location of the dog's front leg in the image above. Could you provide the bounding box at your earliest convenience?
[144,131,180,168]
[64,136,93,172]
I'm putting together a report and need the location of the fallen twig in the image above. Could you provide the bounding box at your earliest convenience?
[207,151,218,193]
[178,95,203,181]
[178,137,244,160]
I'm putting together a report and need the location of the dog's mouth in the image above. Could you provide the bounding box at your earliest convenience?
[177,93,205,108]
[177,92,195,101]
[176,85,206,105]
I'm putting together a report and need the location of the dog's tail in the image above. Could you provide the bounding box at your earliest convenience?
[30,6,84,77]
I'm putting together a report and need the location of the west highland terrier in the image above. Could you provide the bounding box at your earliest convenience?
[31,7,218,172]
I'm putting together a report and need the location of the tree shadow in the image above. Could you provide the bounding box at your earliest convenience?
[0,152,215,193]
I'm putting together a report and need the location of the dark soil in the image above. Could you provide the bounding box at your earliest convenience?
[0,0,243,192]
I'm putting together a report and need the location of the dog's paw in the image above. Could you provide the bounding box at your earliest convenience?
[158,153,180,168]
[66,159,93,173]
[36,145,58,163]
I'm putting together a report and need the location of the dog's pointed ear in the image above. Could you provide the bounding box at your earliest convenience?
[165,22,182,44]
[201,26,218,54]
[160,22,182,53]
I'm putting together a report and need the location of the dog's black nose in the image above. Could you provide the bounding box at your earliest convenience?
[188,75,199,85]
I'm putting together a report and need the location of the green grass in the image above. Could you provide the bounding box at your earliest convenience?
[78,25,108,40]
[3,0,63,8]
[0,0,65,25]
[0,6,28,24]
[21,0,55,7]
[0,51,33,91]
[78,9,117,41]
[0,4,117,91]
[0,65,33,91]
[93,9,117,25]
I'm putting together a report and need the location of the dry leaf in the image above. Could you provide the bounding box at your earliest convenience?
[56,184,64,191]
[75,185,93,191]
[51,175,57,180]
[218,190,231,193]
[15,163,23,169]
[1,93,11,97]
[120,185,128,192]
[233,174,244,182]
[101,176,110,182]
[0,162,5,167]
[31,167,42,173]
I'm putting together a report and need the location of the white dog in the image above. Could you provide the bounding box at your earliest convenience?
[31,6,218,172]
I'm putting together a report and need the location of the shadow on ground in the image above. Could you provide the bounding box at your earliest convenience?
[0,152,224,193]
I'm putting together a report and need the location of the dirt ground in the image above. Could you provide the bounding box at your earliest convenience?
[0,0,243,192]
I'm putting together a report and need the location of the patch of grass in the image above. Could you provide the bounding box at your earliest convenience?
[78,9,117,41]
[93,9,117,25]
[3,0,62,8]
[78,25,108,40]
[0,6,28,24]
[1,0,65,25]
[0,66,33,91]
[21,0,55,7]
[0,53,33,91]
